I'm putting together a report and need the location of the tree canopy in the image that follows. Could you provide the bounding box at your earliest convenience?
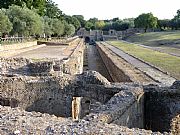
[1,0,180,37]
[73,15,86,27]
[134,13,158,32]
[0,0,46,15]
[0,9,12,35]
[171,9,180,30]
[52,18,64,36]
[64,15,81,31]
[45,0,62,19]
[95,20,105,30]
[63,22,75,36]
[6,5,43,36]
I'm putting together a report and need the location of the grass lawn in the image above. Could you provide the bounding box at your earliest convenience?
[108,41,180,80]
[126,31,180,47]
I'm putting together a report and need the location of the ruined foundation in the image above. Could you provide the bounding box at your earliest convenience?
[0,38,179,135]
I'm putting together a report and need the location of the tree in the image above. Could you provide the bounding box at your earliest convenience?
[85,21,95,31]
[0,9,12,36]
[89,18,98,24]
[0,0,45,16]
[6,5,43,36]
[112,17,119,22]
[52,18,64,36]
[158,19,171,30]
[119,22,130,31]
[45,0,62,19]
[102,23,112,31]
[112,22,121,31]
[32,0,46,16]
[68,24,75,36]
[63,21,75,36]
[123,18,135,28]
[134,13,158,32]
[0,0,15,9]
[171,9,180,30]
[73,15,86,27]
[64,15,80,31]
[95,20,105,30]
[43,16,53,36]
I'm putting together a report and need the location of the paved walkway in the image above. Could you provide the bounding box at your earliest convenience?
[101,42,176,86]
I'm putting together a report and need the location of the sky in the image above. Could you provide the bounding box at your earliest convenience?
[54,0,180,20]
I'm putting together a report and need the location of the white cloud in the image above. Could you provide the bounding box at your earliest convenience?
[54,0,180,20]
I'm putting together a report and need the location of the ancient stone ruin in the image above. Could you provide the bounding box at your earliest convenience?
[0,37,179,135]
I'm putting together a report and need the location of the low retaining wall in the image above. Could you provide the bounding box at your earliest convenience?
[0,38,84,76]
[96,43,152,83]
[0,41,37,51]
[37,36,80,46]
[62,38,84,75]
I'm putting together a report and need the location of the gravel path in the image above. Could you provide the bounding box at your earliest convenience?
[102,42,176,86]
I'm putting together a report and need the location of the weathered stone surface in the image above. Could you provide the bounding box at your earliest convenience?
[0,105,166,135]
[97,42,153,84]
[0,71,179,134]
[0,37,179,134]
[0,38,84,76]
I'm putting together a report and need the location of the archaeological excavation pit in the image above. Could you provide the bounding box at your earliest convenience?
[0,72,179,134]
[0,73,116,118]
[0,37,179,134]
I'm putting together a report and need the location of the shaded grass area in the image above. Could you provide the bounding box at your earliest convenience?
[125,31,180,48]
[108,41,180,79]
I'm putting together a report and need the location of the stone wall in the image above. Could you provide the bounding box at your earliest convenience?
[97,43,131,82]
[0,38,85,76]
[62,38,84,75]
[0,57,31,75]
[144,83,180,133]
[88,84,145,129]
[0,71,179,134]
[96,42,152,83]
[0,41,37,51]
[171,114,180,135]
[37,36,79,46]
[0,71,116,117]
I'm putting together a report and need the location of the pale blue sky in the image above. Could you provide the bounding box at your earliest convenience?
[54,0,180,20]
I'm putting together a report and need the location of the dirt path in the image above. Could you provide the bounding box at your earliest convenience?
[102,42,176,86]
[13,45,73,60]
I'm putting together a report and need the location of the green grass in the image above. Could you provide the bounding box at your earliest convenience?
[108,41,180,79]
[126,31,180,47]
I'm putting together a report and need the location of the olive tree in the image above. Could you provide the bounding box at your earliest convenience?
[0,9,12,36]
[52,18,64,36]
[63,21,75,37]
[43,16,53,37]
[6,5,43,36]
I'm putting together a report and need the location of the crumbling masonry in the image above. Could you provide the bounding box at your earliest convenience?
[0,37,179,135]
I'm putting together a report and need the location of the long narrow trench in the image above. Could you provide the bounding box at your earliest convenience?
[83,43,113,82]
